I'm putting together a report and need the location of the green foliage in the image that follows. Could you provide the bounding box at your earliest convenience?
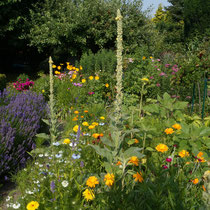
[0,74,6,90]
[16,73,30,82]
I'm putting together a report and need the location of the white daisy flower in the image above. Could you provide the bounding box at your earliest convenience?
[62,180,69,188]
[13,202,20,209]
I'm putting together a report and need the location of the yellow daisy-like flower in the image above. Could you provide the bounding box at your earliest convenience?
[172,124,181,130]
[104,173,115,187]
[52,65,56,68]
[72,74,77,80]
[92,133,100,139]
[192,178,199,184]
[41,90,45,93]
[128,156,139,166]
[150,56,153,59]
[105,83,109,88]
[63,138,71,144]
[57,66,61,70]
[75,68,79,72]
[89,76,94,80]
[82,79,86,83]
[133,172,144,183]
[88,125,95,129]
[142,56,146,60]
[26,201,39,210]
[55,71,60,75]
[86,176,99,188]
[179,150,190,158]
[82,122,89,126]
[155,144,168,153]
[73,125,79,133]
[164,128,174,135]
[141,78,149,82]
[74,111,79,114]
[66,62,70,65]
[92,122,99,126]
[100,116,105,120]
[95,76,99,80]
[80,65,83,70]
[83,189,95,201]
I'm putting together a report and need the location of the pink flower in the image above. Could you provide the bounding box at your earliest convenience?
[165,64,171,68]
[156,83,160,87]
[162,165,168,169]
[159,72,166,76]
[149,76,154,79]
[88,92,95,95]
[171,95,176,98]
[157,68,160,71]
[166,158,172,162]
[157,59,160,61]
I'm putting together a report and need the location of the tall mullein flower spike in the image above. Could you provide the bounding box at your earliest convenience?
[49,56,56,143]
[114,9,123,123]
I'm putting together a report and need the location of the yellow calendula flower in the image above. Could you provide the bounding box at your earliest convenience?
[141,78,149,82]
[88,125,95,129]
[104,173,115,187]
[82,79,86,83]
[133,172,144,183]
[134,139,139,144]
[142,56,146,60]
[63,138,71,144]
[116,161,122,166]
[82,122,89,126]
[128,156,139,166]
[41,90,45,93]
[74,111,79,114]
[52,65,56,68]
[179,150,189,158]
[73,125,79,133]
[100,116,105,120]
[57,66,61,70]
[155,144,168,153]
[105,83,109,88]
[172,124,181,130]
[72,74,77,80]
[92,133,100,139]
[164,128,174,135]
[92,122,99,126]
[75,68,79,72]
[26,201,39,210]
[192,178,199,184]
[66,62,70,65]
[86,176,99,188]
[89,76,94,80]
[150,56,153,59]
[80,65,83,70]
[95,76,99,80]
[83,189,95,201]
[55,71,60,75]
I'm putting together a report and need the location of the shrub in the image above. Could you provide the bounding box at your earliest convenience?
[0,74,6,91]
[16,73,30,83]
[0,89,47,178]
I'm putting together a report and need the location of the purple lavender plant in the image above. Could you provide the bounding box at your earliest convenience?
[0,88,47,178]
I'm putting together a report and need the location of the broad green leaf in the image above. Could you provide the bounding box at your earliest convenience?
[36,133,50,140]
[123,147,144,159]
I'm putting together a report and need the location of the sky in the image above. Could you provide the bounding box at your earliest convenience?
[142,0,171,16]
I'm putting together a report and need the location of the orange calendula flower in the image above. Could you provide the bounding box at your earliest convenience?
[104,173,115,186]
[92,122,99,126]
[134,139,139,144]
[99,133,104,137]
[88,125,95,129]
[105,83,109,88]
[133,172,144,183]
[74,111,79,114]
[63,138,71,144]
[72,117,78,121]
[196,152,206,162]
[155,144,168,153]
[26,201,39,210]
[81,115,84,118]
[142,56,146,60]
[179,150,189,158]
[172,123,181,130]
[83,189,95,201]
[86,176,99,188]
[95,76,99,80]
[92,133,100,139]
[128,156,139,166]
[165,128,174,134]
[84,110,88,113]
[192,178,199,184]
[116,161,122,166]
